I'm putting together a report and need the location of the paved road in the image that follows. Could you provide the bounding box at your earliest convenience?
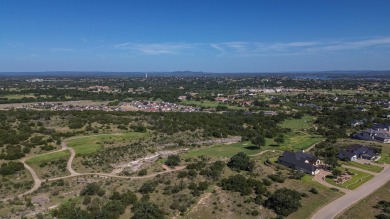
[312,165,390,219]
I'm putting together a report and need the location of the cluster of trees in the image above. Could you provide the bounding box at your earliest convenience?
[149,111,286,139]
[265,188,303,216]
[227,152,254,171]
[54,183,165,219]
[0,161,24,176]
[165,155,181,167]
[313,141,340,169]
[80,182,106,196]
[220,174,267,196]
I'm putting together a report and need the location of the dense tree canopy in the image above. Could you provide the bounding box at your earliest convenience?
[227,152,254,171]
[266,188,303,216]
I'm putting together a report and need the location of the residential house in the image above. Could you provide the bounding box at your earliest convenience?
[278,151,321,175]
[352,123,390,143]
[338,144,379,161]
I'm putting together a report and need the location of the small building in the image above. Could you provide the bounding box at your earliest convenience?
[278,151,320,175]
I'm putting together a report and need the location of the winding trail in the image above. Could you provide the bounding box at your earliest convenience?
[248,149,283,157]
[1,139,186,202]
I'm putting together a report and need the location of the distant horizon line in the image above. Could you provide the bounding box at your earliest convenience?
[0,70,388,74]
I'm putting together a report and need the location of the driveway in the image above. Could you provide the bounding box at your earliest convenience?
[314,170,350,194]
[311,164,390,219]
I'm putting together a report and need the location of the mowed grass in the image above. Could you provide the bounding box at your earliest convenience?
[378,144,390,164]
[263,133,323,151]
[183,141,261,159]
[184,133,322,159]
[336,181,390,219]
[325,168,374,190]
[26,150,70,165]
[66,132,146,155]
[340,161,383,173]
[280,115,315,130]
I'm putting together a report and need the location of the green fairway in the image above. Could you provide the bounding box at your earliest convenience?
[26,151,70,164]
[263,133,323,151]
[66,132,146,155]
[181,100,243,110]
[325,168,374,190]
[280,115,315,131]
[183,141,261,159]
[184,133,322,159]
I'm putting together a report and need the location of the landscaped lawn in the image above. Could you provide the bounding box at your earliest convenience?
[378,144,390,164]
[325,168,374,190]
[66,132,146,155]
[280,115,315,131]
[26,150,70,165]
[340,161,383,173]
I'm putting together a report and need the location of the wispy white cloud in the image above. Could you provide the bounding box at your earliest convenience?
[51,47,72,52]
[313,37,390,51]
[113,42,195,55]
[210,43,225,54]
[113,37,390,57]
[210,41,320,56]
[81,38,89,43]
[16,54,38,59]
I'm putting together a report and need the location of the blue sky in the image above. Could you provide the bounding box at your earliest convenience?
[1,0,390,72]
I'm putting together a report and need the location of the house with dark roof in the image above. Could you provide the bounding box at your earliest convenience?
[338,144,379,161]
[278,151,321,175]
[352,123,390,144]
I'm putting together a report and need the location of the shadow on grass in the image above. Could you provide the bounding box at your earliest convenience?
[244,145,260,150]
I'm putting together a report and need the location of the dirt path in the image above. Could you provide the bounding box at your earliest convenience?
[1,138,186,202]
[47,166,186,181]
[304,140,324,152]
[312,165,390,219]
[65,144,79,176]
[248,149,283,157]
[189,191,212,213]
